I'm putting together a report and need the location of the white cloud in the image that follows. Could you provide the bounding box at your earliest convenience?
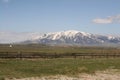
[93,18,112,24]
[0,32,42,43]
[93,15,120,24]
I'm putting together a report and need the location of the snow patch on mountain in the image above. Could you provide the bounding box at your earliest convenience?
[2,30,119,46]
[38,30,92,40]
[21,30,120,46]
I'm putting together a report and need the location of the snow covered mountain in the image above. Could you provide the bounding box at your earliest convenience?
[22,30,120,46]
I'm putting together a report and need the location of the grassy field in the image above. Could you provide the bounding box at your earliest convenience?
[0,44,120,80]
[0,58,120,79]
[0,44,120,54]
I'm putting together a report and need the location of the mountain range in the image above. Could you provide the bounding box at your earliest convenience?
[22,30,120,46]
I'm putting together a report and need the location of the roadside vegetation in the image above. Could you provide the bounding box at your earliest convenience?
[0,58,120,80]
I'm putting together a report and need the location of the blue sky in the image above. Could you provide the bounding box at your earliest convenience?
[0,0,120,35]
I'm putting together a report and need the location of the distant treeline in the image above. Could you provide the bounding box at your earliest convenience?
[0,52,120,59]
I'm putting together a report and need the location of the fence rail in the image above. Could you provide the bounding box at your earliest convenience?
[0,52,120,59]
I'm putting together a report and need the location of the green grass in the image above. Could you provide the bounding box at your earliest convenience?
[0,44,120,54]
[0,58,120,79]
[0,44,120,79]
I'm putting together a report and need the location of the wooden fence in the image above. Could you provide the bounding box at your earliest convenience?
[0,52,120,59]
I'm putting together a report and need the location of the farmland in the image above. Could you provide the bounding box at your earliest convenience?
[0,44,120,80]
[0,44,120,54]
[0,58,120,80]
[0,44,120,59]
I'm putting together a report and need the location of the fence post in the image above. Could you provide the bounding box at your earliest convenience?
[6,52,8,58]
[18,51,22,59]
[106,53,108,59]
[72,53,76,59]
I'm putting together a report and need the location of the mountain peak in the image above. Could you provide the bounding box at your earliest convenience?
[22,30,120,46]
[63,30,79,33]
[63,30,79,36]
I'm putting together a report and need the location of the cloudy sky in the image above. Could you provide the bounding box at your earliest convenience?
[0,0,120,43]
